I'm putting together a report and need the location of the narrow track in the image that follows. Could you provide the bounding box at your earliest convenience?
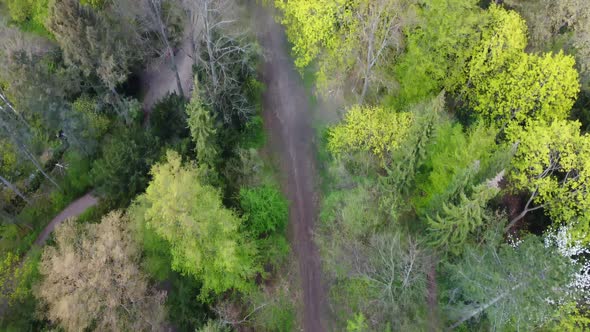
[256,6,327,332]
[33,193,98,247]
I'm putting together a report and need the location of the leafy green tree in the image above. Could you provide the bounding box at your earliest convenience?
[0,249,39,305]
[47,0,144,92]
[2,0,50,34]
[274,0,347,69]
[328,105,412,162]
[504,0,590,89]
[346,313,369,332]
[239,185,288,237]
[413,123,506,215]
[464,6,579,129]
[427,177,501,255]
[131,151,258,299]
[446,235,575,330]
[186,81,218,167]
[378,93,444,215]
[394,0,483,106]
[507,120,590,242]
[92,127,162,205]
[275,0,415,100]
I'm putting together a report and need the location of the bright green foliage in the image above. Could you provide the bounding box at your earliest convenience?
[132,151,258,299]
[0,249,39,304]
[274,0,350,69]
[465,6,579,128]
[414,123,502,215]
[186,82,218,168]
[428,181,500,255]
[508,120,590,243]
[394,0,483,106]
[275,0,414,98]
[3,0,50,34]
[447,235,574,330]
[379,94,444,215]
[547,302,590,332]
[72,95,110,142]
[328,105,412,161]
[247,284,297,331]
[505,0,590,90]
[239,185,289,236]
[0,140,18,176]
[346,312,369,332]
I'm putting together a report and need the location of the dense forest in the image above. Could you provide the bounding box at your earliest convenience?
[0,0,589,331]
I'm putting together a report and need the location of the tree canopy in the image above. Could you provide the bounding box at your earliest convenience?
[37,211,166,332]
[131,151,258,299]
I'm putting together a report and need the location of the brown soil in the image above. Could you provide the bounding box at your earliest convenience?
[254,6,327,332]
[34,193,98,246]
[139,29,194,113]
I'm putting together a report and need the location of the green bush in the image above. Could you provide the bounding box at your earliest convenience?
[60,151,93,197]
[248,287,296,332]
[150,94,189,142]
[240,115,266,149]
[239,185,289,236]
[92,127,163,206]
[256,234,290,272]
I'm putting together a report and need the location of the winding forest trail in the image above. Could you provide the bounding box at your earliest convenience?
[255,7,327,332]
[33,193,98,247]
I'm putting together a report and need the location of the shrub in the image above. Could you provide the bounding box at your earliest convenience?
[239,185,289,236]
[92,127,162,206]
[150,94,189,141]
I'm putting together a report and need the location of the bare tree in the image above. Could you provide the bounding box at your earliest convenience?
[185,0,259,124]
[354,0,414,102]
[0,175,30,204]
[141,0,186,97]
[0,91,61,190]
[37,211,167,332]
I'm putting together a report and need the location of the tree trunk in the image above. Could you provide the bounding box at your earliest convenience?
[359,22,374,103]
[447,283,523,330]
[0,121,61,190]
[150,0,184,98]
[22,147,61,190]
[504,189,543,232]
[0,175,30,204]
[204,1,219,94]
[0,209,33,231]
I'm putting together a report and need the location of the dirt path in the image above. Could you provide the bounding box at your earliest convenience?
[139,34,194,112]
[33,193,98,246]
[255,7,327,332]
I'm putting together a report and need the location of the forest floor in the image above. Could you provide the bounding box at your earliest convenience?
[139,30,194,113]
[33,193,98,247]
[255,6,328,332]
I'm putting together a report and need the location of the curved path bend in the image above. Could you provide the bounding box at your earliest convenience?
[255,6,327,332]
[33,193,98,246]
